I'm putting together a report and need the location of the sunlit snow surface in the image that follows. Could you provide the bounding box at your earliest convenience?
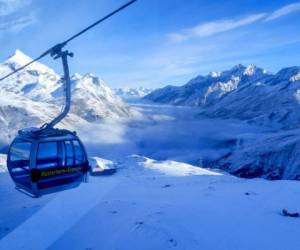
[0,155,299,250]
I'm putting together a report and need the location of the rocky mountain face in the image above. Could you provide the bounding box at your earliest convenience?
[207,128,300,180]
[145,64,300,180]
[201,66,300,128]
[56,73,133,122]
[144,64,270,106]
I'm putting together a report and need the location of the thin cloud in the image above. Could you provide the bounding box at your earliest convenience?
[168,2,300,43]
[0,12,36,32]
[0,0,31,17]
[168,13,266,43]
[0,0,35,32]
[264,2,300,21]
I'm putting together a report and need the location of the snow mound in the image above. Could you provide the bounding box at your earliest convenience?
[120,155,222,177]
[89,156,115,172]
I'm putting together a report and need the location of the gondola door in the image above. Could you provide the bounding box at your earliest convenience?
[7,139,33,190]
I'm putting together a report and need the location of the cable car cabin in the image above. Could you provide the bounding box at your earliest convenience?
[7,128,89,197]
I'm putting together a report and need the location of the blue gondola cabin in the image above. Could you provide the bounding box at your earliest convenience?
[7,128,89,197]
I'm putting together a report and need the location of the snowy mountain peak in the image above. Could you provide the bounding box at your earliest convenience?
[71,73,82,80]
[291,71,300,82]
[224,64,267,77]
[232,64,246,71]
[209,71,221,78]
[244,64,269,76]
[276,66,300,81]
[4,49,56,75]
[85,73,95,78]
[244,64,257,76]
[114,87,153,101]
[81,73,106,87]
[5,49,33,66]
[283,67,300,82]
[223,64,246,76]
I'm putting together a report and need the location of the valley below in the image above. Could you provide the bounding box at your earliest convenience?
[80,103,269,167]
[75,102,300,180]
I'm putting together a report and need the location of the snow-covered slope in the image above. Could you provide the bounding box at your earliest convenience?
[54,73,133,122]
[114,87,153,102]
[196,66,300,180]
[209,128,300,180]
[1,155,299,249]
[0,90,88,146]
[0,50,135,142]
[0,50,60,102]
[202,66,300,128]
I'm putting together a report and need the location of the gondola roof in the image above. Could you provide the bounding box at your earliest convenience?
[17,127,78,142]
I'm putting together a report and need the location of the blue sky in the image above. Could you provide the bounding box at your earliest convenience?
[0,0,300,88]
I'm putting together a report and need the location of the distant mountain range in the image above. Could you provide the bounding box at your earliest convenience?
[144,64,300,180]
[114,87,153,101]
[144,64,300,128]
[0,50,135,145]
